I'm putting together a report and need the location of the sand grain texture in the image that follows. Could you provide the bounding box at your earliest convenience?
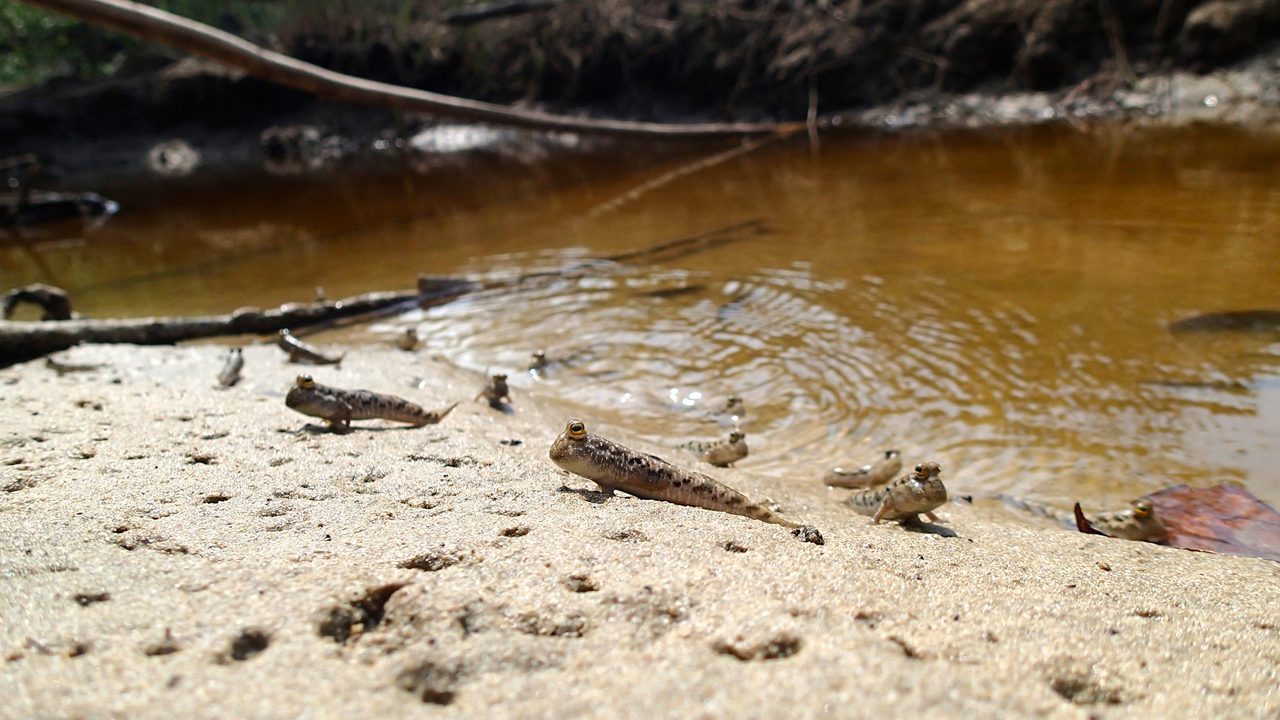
[2,345,1278,719]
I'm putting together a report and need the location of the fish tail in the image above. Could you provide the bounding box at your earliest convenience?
[743,503,801,528]
[408,401,457,426]
[849,486,894,517]
[998,494,1071,525]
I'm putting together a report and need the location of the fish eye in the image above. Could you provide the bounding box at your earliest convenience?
[1133,500,1152,518]
[296,374,315,389]
[729,431,744,442]
[914,464,923,473]
[566,419,587,438]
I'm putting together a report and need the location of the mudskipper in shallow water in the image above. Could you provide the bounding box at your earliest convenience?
[824,449,901,488]
[678,430,749,467]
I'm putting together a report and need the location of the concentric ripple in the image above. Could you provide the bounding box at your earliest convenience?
[356,241,1280,508]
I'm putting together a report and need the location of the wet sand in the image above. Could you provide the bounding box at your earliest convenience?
[2,344,1278,718]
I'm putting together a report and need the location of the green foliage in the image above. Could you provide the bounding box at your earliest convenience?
[0,0,288,85]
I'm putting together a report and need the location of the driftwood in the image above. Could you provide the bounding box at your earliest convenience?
[0,220,766,366]
[18,0,804,139]
[0,279,475,367]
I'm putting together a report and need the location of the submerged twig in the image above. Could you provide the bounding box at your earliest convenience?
[0,221,768,367]
[585,135,788,218]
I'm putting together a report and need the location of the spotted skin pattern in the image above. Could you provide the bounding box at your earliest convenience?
[849,462,948,524]
[277,329,344,365]
[1084,500,1168,542]
[550,419,800,528]
[824,449,902,488]
[1004,496,1168,543]
[678,430,748,467]
[285,375,456,431]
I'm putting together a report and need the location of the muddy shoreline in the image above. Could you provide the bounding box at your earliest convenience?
[2,343,1279,718]
[5,50,1280,185]
[3,4,1280,182]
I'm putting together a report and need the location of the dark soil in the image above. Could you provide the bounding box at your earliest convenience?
[283,0,1280,119]
[2,0,1279,176]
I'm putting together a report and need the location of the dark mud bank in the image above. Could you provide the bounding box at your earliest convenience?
[288,0,1280,118]
[3,0,1280,178]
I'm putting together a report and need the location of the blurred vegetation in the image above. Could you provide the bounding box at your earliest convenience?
[0,0,292,85]
[1,1,1270,120]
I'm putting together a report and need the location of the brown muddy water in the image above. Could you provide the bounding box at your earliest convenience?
[4,124,1280,511]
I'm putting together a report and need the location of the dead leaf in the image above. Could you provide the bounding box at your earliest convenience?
[1145,485,1280,562]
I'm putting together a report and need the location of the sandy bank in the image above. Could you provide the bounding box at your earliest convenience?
[2,344,1278,719]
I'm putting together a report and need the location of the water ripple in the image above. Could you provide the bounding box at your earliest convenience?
[368,246,1275,507]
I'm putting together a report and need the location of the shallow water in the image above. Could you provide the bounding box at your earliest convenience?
[4,124,1279,509]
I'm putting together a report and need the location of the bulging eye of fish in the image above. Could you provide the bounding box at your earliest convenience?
[567,419,587,438]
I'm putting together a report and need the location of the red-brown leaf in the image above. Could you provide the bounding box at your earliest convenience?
[1143,484,1280,561]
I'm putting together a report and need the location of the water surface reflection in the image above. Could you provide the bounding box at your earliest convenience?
[3,124,1278,507]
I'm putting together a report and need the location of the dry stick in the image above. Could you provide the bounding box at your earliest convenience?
[18,0,804,139]
[598,219,769,265]
[0,220,768,365]
[442,220,767,311]
[0,284,471,367]
[290,220,767,335]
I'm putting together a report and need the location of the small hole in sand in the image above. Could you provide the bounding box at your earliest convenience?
[221,629,270,662]
[73,591,110,606]
[399,553,461,572]
[397,661,461,705]
[563,574,599,593]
